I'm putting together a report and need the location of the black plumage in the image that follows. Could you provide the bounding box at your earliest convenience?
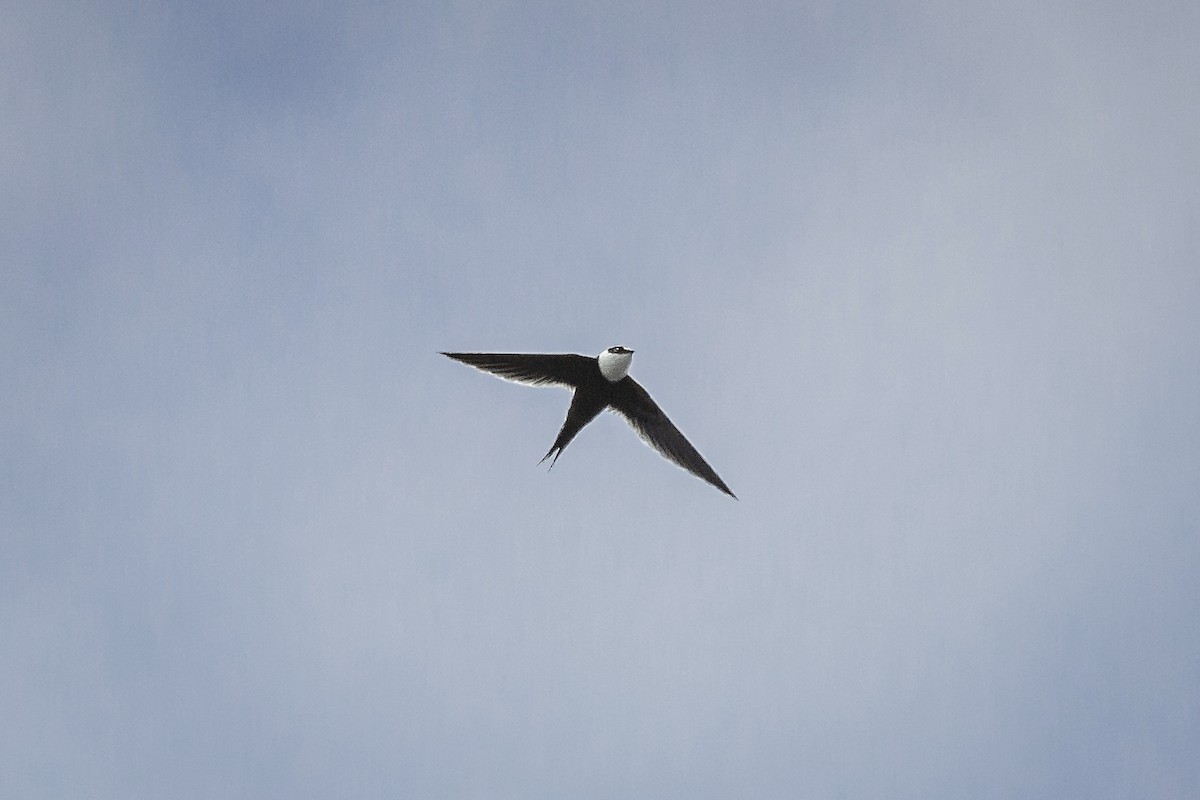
[441,349,736,498]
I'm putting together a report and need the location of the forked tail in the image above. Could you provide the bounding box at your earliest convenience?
[539,446,563,471]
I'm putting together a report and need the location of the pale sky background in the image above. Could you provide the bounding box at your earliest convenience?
[3,1,1199,797]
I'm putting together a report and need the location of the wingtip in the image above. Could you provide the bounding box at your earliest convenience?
[707,476,737,499]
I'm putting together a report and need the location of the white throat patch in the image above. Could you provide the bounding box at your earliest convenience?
[597,347,633,382]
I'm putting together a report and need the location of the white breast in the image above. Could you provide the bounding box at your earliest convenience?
[597,348,633,381]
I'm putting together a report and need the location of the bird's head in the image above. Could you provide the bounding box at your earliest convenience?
[598,345,634,382]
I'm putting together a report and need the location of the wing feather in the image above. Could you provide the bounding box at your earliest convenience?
[610,378,737,498]
[440,352,592,388]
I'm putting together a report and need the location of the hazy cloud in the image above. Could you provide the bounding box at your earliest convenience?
[3,1,1198,797]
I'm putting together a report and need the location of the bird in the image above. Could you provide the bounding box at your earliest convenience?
[441,346,736,498]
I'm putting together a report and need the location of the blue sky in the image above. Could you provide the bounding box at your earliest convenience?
[3,1,1199,797]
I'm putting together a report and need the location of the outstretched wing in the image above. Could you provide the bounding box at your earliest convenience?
[440,352,593,388]
[609,377,737,498]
